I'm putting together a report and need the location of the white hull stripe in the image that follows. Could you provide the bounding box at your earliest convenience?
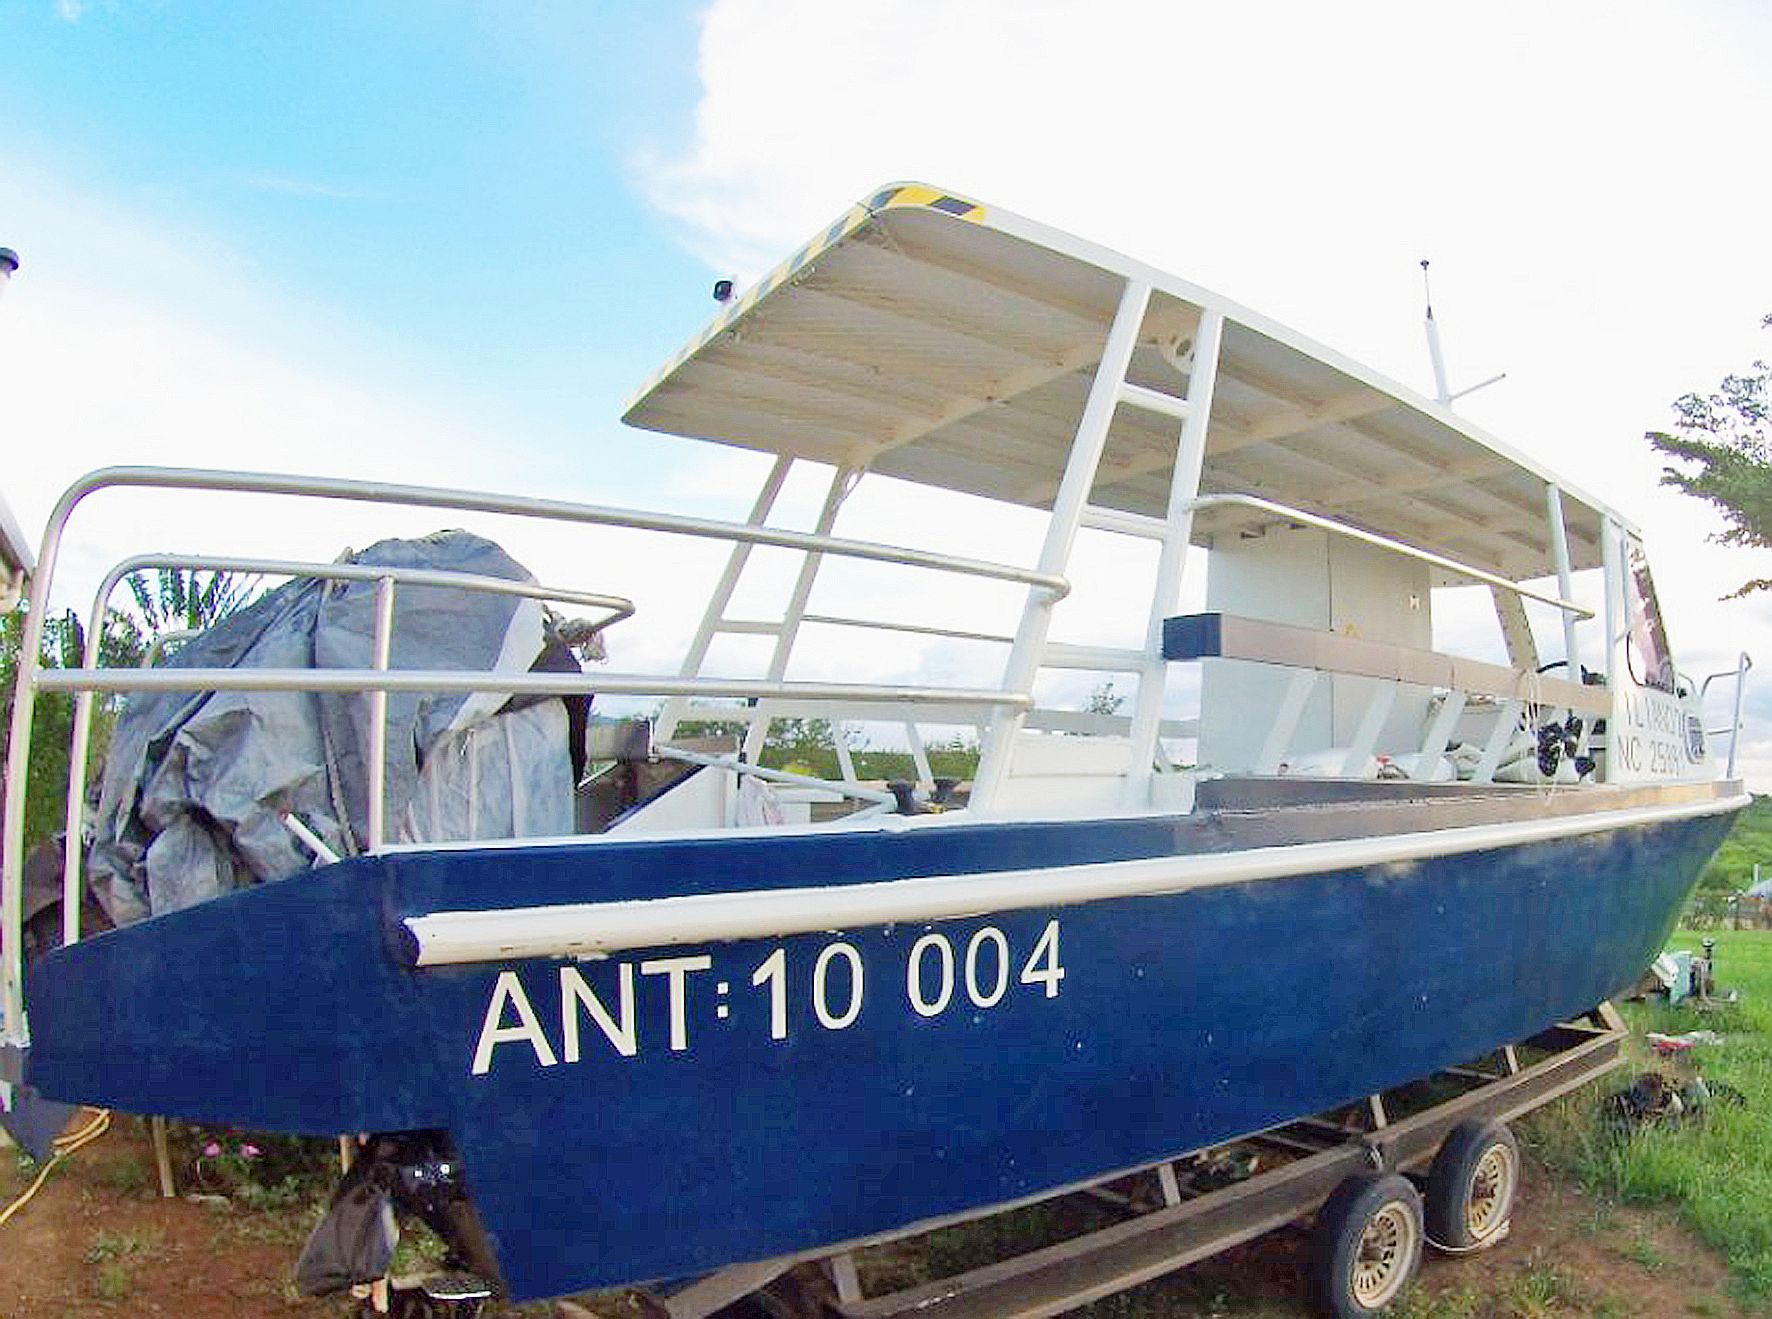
[403,792,1748,966]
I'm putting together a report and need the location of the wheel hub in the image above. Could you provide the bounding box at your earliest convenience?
[1352,1202,1415,1307]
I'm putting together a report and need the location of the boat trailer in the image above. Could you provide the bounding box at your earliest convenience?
[603,1003,1627,1319]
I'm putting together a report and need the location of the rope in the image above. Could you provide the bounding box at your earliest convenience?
[0,1107,112,1228]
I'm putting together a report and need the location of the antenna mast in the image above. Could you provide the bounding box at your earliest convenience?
[1419,258,1505,408]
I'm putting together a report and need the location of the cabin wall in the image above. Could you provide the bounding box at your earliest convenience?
[1198,526,1432,774]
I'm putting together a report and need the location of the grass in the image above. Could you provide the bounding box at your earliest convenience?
[84,1226,164,1304]
[1527,928,1772,1306]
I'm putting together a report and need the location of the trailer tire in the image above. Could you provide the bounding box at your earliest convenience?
[1426,1118,1518,1251]
[1308,1172,1423,1317]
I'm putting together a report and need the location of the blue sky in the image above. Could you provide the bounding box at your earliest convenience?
[5,0,1772,777]
[2,3,719,480]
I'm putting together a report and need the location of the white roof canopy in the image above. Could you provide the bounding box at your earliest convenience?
[625,184,1617,581]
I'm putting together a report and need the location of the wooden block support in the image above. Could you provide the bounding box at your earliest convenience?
[151,1116,175,1198]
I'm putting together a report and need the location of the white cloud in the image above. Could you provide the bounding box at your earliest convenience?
[0,155,748,701]
[55,0,84,22]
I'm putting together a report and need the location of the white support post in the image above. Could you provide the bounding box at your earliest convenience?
[1157,1162,1183,1207]
[1125,311,1224,805]
[743,465,858,765]
[1341,679,1398,776]
[1474,698,1525,783]
[1599,517,1622,783]
[1416,691,1467,777]
[971,280,1154,809]
[904,721,934,789]
[1254,670,1318,775]
[658,455,793,743]
[1491,586,1538,674]
[1546,484,1581,675]
[366,576,396,853]
[828,1254,863,1306]
[833,726,858,784]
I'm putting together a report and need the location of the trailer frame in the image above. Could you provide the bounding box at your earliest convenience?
[656,1002,1627,1319]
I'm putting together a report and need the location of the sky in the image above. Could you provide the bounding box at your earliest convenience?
[3,0,1772,780]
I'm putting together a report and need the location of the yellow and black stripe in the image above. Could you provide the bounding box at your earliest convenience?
[624,183,988,414]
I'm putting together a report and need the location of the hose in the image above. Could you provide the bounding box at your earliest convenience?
[0,1107,112,1228]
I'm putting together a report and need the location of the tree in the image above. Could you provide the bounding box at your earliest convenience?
[1085,680,1125,716]
[126,567,258,643]
[1647,314,1772,597]
[0,604,145,854]
[1,567,257,855]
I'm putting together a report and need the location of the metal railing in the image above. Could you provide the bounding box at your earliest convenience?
[2,467,1631,1044]
[1699,652,1754,779]
[1,465,1068,1047]
[53,551,637,946]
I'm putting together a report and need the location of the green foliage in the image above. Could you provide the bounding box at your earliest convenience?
[1527,929,1772,1305]
[0,568,256,857]
[85,1226,162,1303]
[1694,794,1772,895]
[0,603,146,855]
[1085,680,1125,716]
[179,1125,339,1204]
[124,566,258,640]
[670,710,980,783]
[1647,314,1772,597]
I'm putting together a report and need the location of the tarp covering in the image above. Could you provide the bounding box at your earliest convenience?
[88,531,579,923]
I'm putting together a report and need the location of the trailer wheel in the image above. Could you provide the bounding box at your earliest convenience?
[1426,1118,1518,1251]
[1308,1172,1423,1317]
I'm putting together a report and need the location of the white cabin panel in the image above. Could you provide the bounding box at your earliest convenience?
[1199,526,1432,774]
[605,763,734,835]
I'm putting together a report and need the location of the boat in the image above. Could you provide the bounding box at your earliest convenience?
[0,183,1751,1304]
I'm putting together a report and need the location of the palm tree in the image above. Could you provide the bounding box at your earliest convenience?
[125,568,258,646]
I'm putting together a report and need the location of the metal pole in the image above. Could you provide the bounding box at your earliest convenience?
[658,455,793,744]
[1728,651,1750,780]
[1421,261,1451,406]
[1545,485,1581,674]
[366,576,396,852]
[1124,310,1224,803]
[743,464,856,765]
[972,280,1153,809]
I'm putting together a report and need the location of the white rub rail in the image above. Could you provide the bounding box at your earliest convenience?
[400,791,1753,965]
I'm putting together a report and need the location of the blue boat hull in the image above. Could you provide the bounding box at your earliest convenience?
[23,792,1735,1300]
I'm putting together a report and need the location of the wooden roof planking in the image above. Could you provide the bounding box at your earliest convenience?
[624,183,1620,583]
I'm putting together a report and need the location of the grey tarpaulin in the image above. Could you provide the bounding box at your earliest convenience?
[88,531,579,922]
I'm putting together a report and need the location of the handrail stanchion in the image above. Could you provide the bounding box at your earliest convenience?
[1728,652,1752,780]
[366,576,396,853]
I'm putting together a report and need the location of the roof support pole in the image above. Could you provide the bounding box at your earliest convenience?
[657,454,793,744]
[971,279,1153,810]
[1546,484,1582,675]
[1124,311,1224,804]
[1599,516,1622,784]
[743,463,860,765]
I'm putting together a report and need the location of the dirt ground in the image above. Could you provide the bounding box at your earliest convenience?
[0,1116,1753,1318]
